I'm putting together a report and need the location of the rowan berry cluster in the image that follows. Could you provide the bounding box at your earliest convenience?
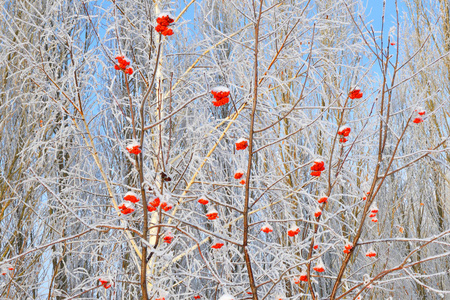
[126,142,141,155]
[366,248,377,257]
[114,55,133,75]
[313,258,325,272]
[310,159,325,177]
[261,224,273,233]
[338,125,351,143]
[343,240,353,254]
[369,202,379,223]
[287,225,300,237]
[99,278,112,289]
[413,107,426,123]
[235,138,248,150]
[348,86,363,99]
[155,13,174,36]
[118,202,134,215]
[211,86,230,106]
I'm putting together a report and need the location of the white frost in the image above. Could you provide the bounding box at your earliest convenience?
[157,12,175,20]
[211,86,230,93]
[236,138,248,144]
[124,191,139,198]
[218,294,235,300]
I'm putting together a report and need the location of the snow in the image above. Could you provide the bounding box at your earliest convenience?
[158,12,175,19]
[120,202,134,209]
[370,203,378,212]
[126,141,140,148]
[366,248,376,257]
[211,86,230,93]
[236,138,248,143]
[289,224,299,231]
[125,191,138,198]
[218,294,235,300]
[316,258,324,267]
[207,208,218,214]
[122,56,131,64]
[363,274,373,288]
[262,224,273,230]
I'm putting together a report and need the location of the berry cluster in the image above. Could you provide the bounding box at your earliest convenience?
[198,197,209,205]
[124,191,139,203]
[287,225,300,237]
[119,191,139,214]
[126,142,141,155]
[318,195,328,204]
[118,202,135,215]
[369,202,378,223]
[366,248,377,257]
[362,190,370,200]
[310,159,325,177]
[164,231,174,244]
[313,258,325,272]
[211,86,230,106]
[233,169,246,185]
[261,224,273,233]
[147,197,160,212]
[348,86,363,99]
[211,240,224,249]
[147,196,173,213]
[235,138,248,150]
[413,107,426,123]
[0,264,14,276]
[114,55,133,75]
[99,278,112,289]
[338,125,351,143]
[160,200,173,212]
[297,270,308,282]
[314,207,322,218]
[293,276,301,284]
[234,169,244,179]
[206,208,218,220]
[155,13,174,36]
[343,240,353,254]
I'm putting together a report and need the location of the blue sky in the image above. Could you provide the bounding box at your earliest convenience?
[366,0,405,34]
[177,0,405,36]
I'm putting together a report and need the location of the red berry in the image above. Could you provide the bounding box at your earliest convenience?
[198,198,209,205]
[235,138,248,150]
[125,67,133,75]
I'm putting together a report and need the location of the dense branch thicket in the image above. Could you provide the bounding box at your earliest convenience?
[1,0,449,299]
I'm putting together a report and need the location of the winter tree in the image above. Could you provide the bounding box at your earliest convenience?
[1,0,449,299]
